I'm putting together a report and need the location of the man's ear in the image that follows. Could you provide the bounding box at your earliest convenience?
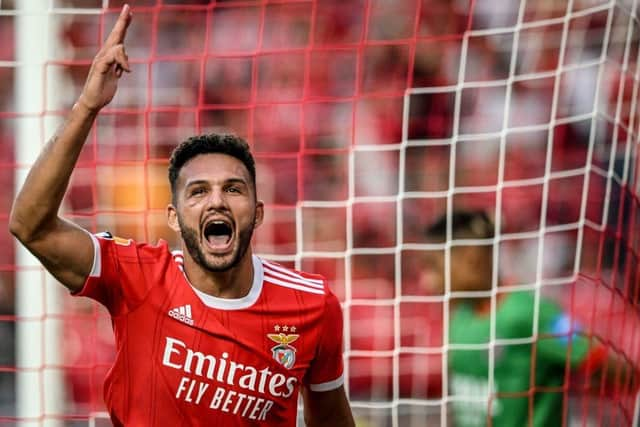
[167,204,180,232]
[254,200,265,228]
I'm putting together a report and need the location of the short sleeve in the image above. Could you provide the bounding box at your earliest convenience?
[74,232,173,317]
[536,297,592,368]
[305,290,345,392]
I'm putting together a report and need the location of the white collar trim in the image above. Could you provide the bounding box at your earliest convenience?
[186,255,263,310]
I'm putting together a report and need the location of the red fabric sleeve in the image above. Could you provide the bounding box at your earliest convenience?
[75,232,172,317]
[306,289,345,391]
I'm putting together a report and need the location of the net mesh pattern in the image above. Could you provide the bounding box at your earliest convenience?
[0,0,638,426]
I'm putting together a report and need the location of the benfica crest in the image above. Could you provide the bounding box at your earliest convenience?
[268,328,299,369]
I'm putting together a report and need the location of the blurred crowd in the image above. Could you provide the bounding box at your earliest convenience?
[0,0,638,424]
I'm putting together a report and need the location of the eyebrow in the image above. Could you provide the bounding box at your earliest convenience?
[184,177,248,188]
[224,178,249,186]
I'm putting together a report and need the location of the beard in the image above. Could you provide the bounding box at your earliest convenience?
[178,213,255,273]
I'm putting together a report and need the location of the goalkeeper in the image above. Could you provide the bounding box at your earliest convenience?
[423,210,612,427]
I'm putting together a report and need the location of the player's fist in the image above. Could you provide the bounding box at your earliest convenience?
[78,4,132,113]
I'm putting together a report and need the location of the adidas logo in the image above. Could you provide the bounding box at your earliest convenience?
[168,304,194,326]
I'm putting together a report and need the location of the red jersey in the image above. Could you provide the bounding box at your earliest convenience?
[76,232,345,426]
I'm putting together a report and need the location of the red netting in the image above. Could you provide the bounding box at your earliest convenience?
[1,0,639,425]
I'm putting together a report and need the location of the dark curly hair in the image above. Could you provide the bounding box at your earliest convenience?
[168,133,256,204]
[424,210,494,242]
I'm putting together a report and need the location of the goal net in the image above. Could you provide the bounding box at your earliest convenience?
[1,0,639,426]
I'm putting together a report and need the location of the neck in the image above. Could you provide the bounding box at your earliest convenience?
[181,250,255,299]
[453,291,504,316]
[473,296,493,315]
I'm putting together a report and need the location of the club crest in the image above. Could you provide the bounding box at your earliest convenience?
[268,327,299,369]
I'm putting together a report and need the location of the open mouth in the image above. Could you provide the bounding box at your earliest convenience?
[203,220,234,250]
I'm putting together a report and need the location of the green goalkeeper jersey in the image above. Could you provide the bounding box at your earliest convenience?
[448,291,592,427]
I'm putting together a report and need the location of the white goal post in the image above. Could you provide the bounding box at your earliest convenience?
[14,1,65,426]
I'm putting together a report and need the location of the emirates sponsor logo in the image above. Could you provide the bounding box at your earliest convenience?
[162,336,298,421]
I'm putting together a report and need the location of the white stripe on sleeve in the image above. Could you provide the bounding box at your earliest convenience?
[88,232,102,278]
[309,374,344,392]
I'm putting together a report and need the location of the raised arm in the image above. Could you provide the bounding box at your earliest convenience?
[9,5,133,293]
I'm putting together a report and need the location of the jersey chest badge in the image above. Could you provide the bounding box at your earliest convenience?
[268,325,298,369]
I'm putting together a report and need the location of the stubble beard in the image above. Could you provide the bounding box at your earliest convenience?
[178,214,255,273]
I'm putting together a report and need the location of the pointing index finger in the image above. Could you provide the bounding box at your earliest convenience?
[105,4,132,47]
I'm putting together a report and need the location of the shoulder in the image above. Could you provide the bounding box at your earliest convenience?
[259,258,329,297]
[501,291,561,315]
[501,290,535,309]
[94,231,174,263]
[496,291,536,327]
[499,291,564,327]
